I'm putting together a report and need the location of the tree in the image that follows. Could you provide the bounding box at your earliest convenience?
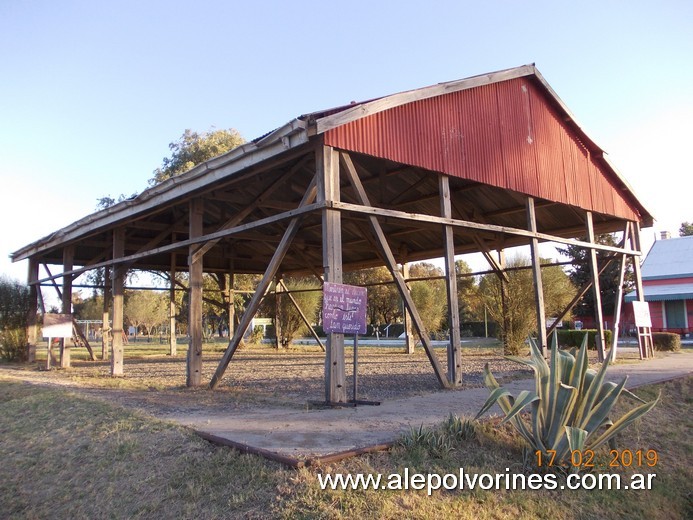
[557,233,633,318]
[262,278,321,348]
[150,128,245,185]
[408,262,447,335]
[679,222,693,237]
[344,266,401,330]
[477,256,576,355]
[124,290,168,341]
[455,259,478,322]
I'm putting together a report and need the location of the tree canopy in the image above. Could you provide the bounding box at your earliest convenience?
[477,256,575,355]
[679,221,693,237]
[150,128,245,186]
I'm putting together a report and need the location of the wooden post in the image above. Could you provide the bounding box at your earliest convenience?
[187,198,204,386]
[102,267,111,360]
[274,276,283,349]
[169,252,177,356]
[585,211,606,362]
[610,223,630,362]
[227,268,235,340]
[60,245,74,368]
[111,229,125,376]
[497,245,511,353]
[630,221,652,358]
[318,145,346,404]
[526,198,547,356]
[26,259,39,363]
[439,175,462,386]
[401,263,416,354]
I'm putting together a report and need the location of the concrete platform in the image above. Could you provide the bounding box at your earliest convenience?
[166,351,693,467]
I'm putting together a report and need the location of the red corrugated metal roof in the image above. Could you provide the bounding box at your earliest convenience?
[320,70,649,224]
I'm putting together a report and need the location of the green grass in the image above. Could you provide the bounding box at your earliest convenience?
[1,375,690,519]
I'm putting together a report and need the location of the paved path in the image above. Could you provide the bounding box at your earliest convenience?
[166,351,693,465]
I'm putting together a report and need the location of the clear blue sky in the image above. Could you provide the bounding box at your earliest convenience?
[1,0,692,282]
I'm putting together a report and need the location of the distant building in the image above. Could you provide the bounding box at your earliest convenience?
[625,233,693,335]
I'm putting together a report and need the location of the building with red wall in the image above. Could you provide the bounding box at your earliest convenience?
[626,234,693,335]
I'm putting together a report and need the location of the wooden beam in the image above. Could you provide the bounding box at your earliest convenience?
[191,156,311,263]
[439,175,462,386]
[209,177,317,389]
[187,198,204,387]
[328,201,641,256]
[401,263,416,355]
[111,229,125,376]
[42,263,63,300]
[273,277,283,349]
[60,245,74,368]
[610,223,631,362]
[497,244,511,353]
[585,211,606,362]
[318,145,346,403]
[527,198,547,357]
[630,221,652,359]
[26,259,39,363]
[31,202,323,286]
[169,251,177,356]
[102,267,110,360]
[546,255,619,338]
[340,152,448,388]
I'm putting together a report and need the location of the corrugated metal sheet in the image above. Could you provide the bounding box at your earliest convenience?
[324,77,640,222]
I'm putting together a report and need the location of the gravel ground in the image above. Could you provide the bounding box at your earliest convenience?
[0,343,636,418]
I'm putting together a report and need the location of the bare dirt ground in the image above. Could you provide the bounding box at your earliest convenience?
[0,342,637,420]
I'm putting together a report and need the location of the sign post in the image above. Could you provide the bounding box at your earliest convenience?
[322,283,379,406]
[42,313,73,370]
[632,301,654,359]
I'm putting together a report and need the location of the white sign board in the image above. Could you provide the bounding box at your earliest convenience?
[42,313,73,339]
[632,301,652,328]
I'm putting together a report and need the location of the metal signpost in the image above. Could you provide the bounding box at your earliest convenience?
[322,282,379,406]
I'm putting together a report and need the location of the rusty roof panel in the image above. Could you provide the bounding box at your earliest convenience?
[324,77,640,222]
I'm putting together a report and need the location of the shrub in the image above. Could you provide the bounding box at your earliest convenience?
[556,329,612,350]
[250,325,265,344]
[476,333,658,470]
[0,277,31,362]
[652,332,681,352]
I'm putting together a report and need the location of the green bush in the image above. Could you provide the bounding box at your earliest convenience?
[556,329,612,350]
[250,325,265,344]
[652,332,681,352]
[0,327,28,362]
[0,277,31,362]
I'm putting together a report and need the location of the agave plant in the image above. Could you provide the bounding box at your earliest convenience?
[475,333,658,466]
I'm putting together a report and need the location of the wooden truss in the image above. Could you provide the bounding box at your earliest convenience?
[21,143,650,401]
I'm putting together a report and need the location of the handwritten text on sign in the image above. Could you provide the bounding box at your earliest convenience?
[322,282,367,334]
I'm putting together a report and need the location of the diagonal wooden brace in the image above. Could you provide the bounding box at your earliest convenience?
[340,152,449,388]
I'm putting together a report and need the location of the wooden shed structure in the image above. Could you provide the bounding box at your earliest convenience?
[12,65,654,403]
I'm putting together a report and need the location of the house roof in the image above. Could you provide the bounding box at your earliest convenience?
[625,282,693,302]
[641,235,693,281]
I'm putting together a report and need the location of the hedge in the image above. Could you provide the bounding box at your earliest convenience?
[652,332,681,352]
[555,329,613,350]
